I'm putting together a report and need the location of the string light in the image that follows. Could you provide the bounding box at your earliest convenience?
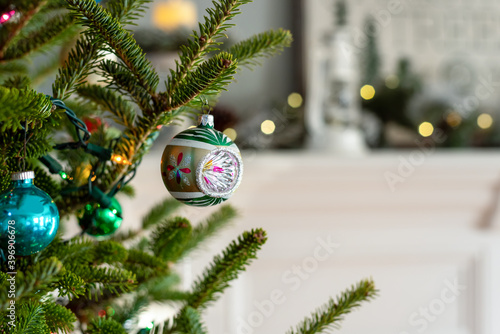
[59,171,73,181]
[111,153,132,165]
[0,9,16,24]
[39,155,73,182]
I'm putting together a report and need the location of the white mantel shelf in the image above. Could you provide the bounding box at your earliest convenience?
[120,150,500,334]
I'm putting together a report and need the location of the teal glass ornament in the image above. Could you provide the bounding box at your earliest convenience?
[0,171,60,256]
[78,197,122,238]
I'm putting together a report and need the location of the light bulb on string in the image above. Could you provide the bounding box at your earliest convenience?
[0,7,17,25]
[111,153,132,165]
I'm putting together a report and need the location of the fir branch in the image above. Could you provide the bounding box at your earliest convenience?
[86,316,127,334]
[53,0,150,99]
[228,29,293,69]
[94,240,128,264]
[140,274,188,303]
[66,0,159,95]
[110,229,140,243]
[142,198,182,229]
[287,279,378,334]
[33,165,62,200]
[176,306,208,334]
[151,217,192,262]
[2,75,31,89]
[55,270,87,299]
[16,301,50,334]
[0,0,46,60]
[111,294,150,327]
[0,257,63,309]
[181,205,237,257]
[2,14,76,61]
[43,302,77,334]
[106,0,152,28]
[52,35,101,99]
[167,0,251,92]
[164,52,237,112]
[98,59,153,113]
[0,87,53,131]
[124,249,168,282]
[0,60,29,78]
[186,228,267,310]
[43,237,96,266]
[68,265,136,299]
[76,84,137,128]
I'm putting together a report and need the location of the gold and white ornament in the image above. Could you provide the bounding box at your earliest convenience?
[160,115,243,206]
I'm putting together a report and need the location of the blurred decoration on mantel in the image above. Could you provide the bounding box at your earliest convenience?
[137,0,198,83]
[304,0,500,150]
[152,0,197,31]
[305,0,367,154]
[222,92,306,151]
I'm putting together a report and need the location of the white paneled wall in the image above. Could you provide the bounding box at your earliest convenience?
[118,150,500,334]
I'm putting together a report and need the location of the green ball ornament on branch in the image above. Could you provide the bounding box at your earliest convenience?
[0,171,60,256]
[161,114,243,207]
[78,188,123,238]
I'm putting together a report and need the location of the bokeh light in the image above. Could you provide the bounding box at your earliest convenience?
[153,0,197,31]
[418,122,434,137]
[385,75,400,89]
[261,120,276,135]
[360,85,376,100]
[223,127,237,141]
[287,92,303,108]
[477,113,493,129]
[446,112,462,128]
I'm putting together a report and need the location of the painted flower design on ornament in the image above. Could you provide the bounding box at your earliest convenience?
[164,153,191,187]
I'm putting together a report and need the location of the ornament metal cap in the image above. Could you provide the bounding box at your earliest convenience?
[198,114,214,128]
[11,170,35,181]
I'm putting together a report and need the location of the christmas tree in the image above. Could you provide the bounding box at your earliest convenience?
[0,0,376,333]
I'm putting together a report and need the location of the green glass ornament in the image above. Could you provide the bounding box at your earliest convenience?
[0,171,60,256]
[78,197,122,238]
[160,115,243,207]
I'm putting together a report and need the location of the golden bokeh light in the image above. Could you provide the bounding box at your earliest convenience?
[153,0,197,31]
[360,85,376,100]
[223,128,238,141]
[477,113,493,129]
[287,92,303,108]
[446,112,462,128]
[418,122,434,137]
[261,120,276,135]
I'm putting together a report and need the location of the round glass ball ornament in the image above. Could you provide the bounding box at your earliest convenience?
[0,171,60,256]
[160,115,243,206]
[78,197,123,238]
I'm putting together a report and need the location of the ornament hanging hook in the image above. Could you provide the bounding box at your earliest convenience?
[199,95,210,115]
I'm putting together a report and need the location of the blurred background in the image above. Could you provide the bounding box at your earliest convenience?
[51,0,500,333]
